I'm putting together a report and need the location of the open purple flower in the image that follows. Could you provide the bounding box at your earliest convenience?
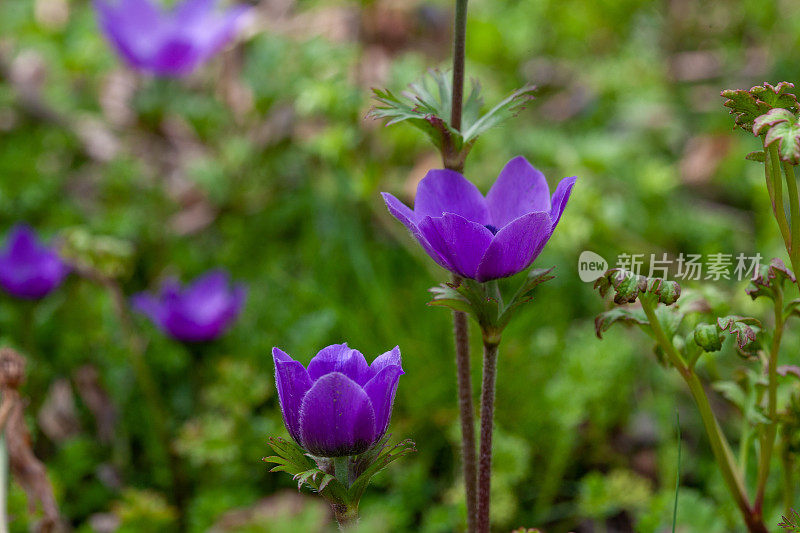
[382,156,576,282]
[132,269,246,342]
[0,225,69,300]
[94,0,249,77]
[273,344,404,457]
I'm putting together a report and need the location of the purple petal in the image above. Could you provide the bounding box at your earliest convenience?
[381,192,452,271]
[414,169,490,225]
[149,39,200,76]
[363,364,403,437]
[549,176,577,229]
[307,343,371,385]
[475,212,553,282]
[298,372,376,457]
[0,225,68,299]
[273,348,313,443]
[173,0,215,22]
[369,346,403,376]
[418,213,494,279]
[5,225,39,259]
[193,5,249,61]
[131,293,164,322]
[486,156,551,228]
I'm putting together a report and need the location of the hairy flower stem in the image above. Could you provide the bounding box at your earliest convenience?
[639,297,766,533]
[447,0,477,526]
[476,339,499,533]
[450,0,468,133]
[332,502,359,530]
[453,304,478,532]
[755,287,784,514]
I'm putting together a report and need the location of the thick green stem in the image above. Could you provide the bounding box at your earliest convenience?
[755,289,784,514]
[334,456,350,488]
[639,298,765,532]
[766,143,792,251]
[476,340,498,533]
[782,160,800,281]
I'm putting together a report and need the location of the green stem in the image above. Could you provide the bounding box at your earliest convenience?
[782,438,795,515]
[476,339,499,533]
[766,143,792,251]
[755,288,784,514]
[639,298,765,532]
[782,160,800,281]
[331,502,359,530]
[334,456,350,488]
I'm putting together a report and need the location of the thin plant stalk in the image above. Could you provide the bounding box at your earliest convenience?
[639,297,767,533]
[476,338,499,533]
[452,302,478,532]
[765,143,792,252]
[447,0,478,530]
[755,285,785,514]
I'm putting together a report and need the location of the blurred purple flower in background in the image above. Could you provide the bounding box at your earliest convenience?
[382,156,576,282]
[93,0,249,77]
[0,225,69,300]
[132,269,246,342]
[273,344,404,457]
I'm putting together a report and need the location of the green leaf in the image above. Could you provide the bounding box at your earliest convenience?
[348,438,416,503]
[594,307,648,339]
[461,84,537,143]
[746,257,795,301]
[497,267,556,329]
[716,315,761,356]
[752,108,800,163]
[369,70,536,167]
[721,82,798,131]
[745,151,766,162]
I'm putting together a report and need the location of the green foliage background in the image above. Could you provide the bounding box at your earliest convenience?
[1,0,799,531]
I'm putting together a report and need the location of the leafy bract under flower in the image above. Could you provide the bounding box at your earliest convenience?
[382,157,576,282]
[272,344,404,458]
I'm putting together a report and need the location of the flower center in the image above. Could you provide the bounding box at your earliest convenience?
[484,224,499,235]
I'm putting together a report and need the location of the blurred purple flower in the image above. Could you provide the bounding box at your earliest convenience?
[0,225,69,300]
[132,269,246,342]
[273,344,404,457]
[382,156,576,282]
[94,0,249,77]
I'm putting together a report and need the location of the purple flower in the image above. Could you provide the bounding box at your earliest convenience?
[273,344,404,457]
[94,0,249,77]
[0,225,69,300]
[132,269,246,342]
[382,156,576,282]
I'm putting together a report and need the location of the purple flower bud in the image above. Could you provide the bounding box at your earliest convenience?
[0,225,69,300]
[132,269,246,342]
[273,344,404,457]
[382,156,577,282]
[93,0,250,77]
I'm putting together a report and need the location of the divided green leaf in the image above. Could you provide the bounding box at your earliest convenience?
[593,269,681,306]
[721,81,798,131]
[753,108,800,163]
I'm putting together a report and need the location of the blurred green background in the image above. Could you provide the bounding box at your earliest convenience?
[1,0,800,531]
